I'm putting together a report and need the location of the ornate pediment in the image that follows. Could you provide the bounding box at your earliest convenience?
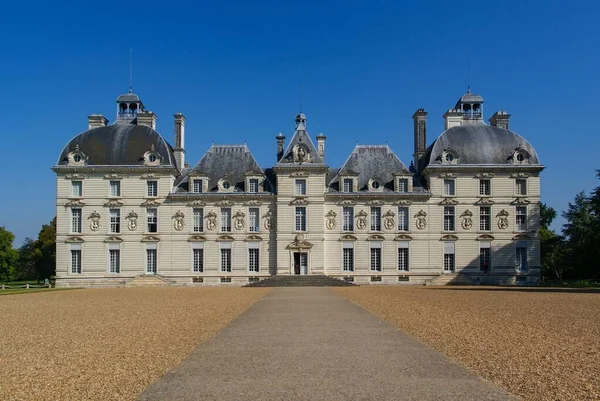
[215,199,235,206]
[394,234,413,241]
[337,200,357,206]
[187,200,207,206]
[366,200,384,205]
[244,235,263,242]
[104,199,124,207]
[438,173,459,178]
[104,173,124,180]
[65,199,85,207]
[141,235,160,242]
[366,234,386,241]
[216,234,235,242]
[339,234,357,241]
[474,173,495,178]
[511,197,530,205]
[393,199,413,205]
[476,234,495,241]
[474,198,495,205]
[243,200,263,206]
[289,171,309,177]
[104,236,123,243]
[383,210,395,218]
[440,234,458,241]
[65,174,86,180]
[141,199,161,207]
[439,198,458,205]
[510,172,532,178]
[289,197,309,206]
[140,173,158,179]
[65,236,84,243]
[188,235,207,242]
[512,233,530,240]
[287,233,313,249]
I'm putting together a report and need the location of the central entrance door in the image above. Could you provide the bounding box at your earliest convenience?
[293,252,308,275]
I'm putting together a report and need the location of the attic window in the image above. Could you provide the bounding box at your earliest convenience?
[218,178,234,192]
[143,145,162,166]
[68,145,87,166]
[223,181,231,189]
[148,154,157,163]
[368,178,383,192]
[511,148,530,165]
[441,149,458,165]
[73,154,81,163]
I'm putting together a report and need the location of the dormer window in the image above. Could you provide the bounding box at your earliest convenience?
[368,178,383,192]
[397,178,408,193]
[68,145,87,166]
[441,149,459,165]
[223,181,231,189]
[511,148,531,165]
[218,178,234,193]
[192,179,204,194]
[143,145,162,166]
[248,178,259,193]
[342,178,354,193]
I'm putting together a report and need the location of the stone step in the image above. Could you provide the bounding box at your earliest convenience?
[127,275,171,287]
[425,273,476,286]
[245,275,356,287]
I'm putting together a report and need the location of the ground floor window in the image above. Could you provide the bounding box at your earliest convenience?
[343,243,354,272]
[193,247,204,273]
[516,242,528,272]
[370,242,382,271]
[248,247,260,272]
[479,242,491,271]
[221,246,232,272]
[109,247,120,274]
[397,242,409,271]
[70,245,81,274]
[146,247,157,274]
[443,242,455,272]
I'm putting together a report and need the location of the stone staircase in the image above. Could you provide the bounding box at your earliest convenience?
[127,274,172,287]
[425,273,478,286]
[244,275,356,287]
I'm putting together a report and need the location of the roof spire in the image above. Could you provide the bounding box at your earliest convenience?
[129,48,133,93]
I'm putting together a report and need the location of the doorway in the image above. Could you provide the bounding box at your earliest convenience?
[293,252,308,275]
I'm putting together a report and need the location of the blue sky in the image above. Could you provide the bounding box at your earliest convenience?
[1,0,599,246]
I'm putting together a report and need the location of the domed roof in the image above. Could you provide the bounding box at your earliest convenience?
[57,123,176,167]
[116,91,142,103]
[421,124,540,169]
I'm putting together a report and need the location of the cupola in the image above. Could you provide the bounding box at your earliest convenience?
[116,88,145,123]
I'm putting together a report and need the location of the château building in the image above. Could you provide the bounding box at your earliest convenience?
[53,88,543,286]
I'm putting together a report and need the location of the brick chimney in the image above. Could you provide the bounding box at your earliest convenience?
[276,133,285,161]
[137,111,157,130]
[87,114,108,129]
[174,113,186,171]
[489,111,511,130]
[412,109,427,167]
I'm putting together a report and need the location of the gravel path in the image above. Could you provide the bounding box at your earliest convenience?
[334,286,600,401]
[0,287,270,401]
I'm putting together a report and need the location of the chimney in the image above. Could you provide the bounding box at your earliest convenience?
[316,134,326,160]
[489,111,511,130]
[276,133,285,162]
[174,113,186,171]
[137,111,157,130]
[87,114,108,129]
[412,109,427,167]
[443,109,464,130]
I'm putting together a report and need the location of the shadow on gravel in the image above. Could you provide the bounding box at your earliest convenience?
[428,286,600,294]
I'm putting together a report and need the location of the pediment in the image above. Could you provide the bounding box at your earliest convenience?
[512,233,530,240]
[243,200,263,206]
[510,172,531,178]
[188,235,207,242]
[474,173,495,178]
[141,199,161,207]
[215,199,235,206]
[366,234,386,241]
[104,174,124,180]
[337,200,357,206]
[511,197,530,205]
[438,173,459,178]
[65,236,84,243]
[65,174,86,180]
[141,235,160,242]
[393,199,413,205]
[65,199,85,207]
[104,236,123,243]
[140,173,158,179]
[187,200,207,206]
[289,197,309,206]
[244,235,263,242]
[439,198,458,205]
[289,171,310,177]
[440,234,458,241]
[474,198,495,205]
[366,200,384,205]
[216,234,234,242]
[476,234,495,241]
[394,234,413,241]
[104,199,124,207]
[339,234,357,241]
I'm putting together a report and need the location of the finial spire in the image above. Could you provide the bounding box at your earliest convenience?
[299,68,304,113]
[129,48,133,93]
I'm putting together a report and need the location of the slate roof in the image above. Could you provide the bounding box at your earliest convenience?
[330,145,411,191]
[277,114,324,165]
[116,91,143,103]
[420,124,540,170]
[56,123,176,167]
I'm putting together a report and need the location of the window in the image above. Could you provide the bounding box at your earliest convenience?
[146,248,157,274]
[516,243,528,272]
[443,206,455,231]
[295,207,307,231]
[343,207,354,231]
[109,248,120,273]
[370,244,382,271]
[370,207,381,231]
[70,246,82,274]
[398,242,409,271]
[192,179,203,194]
[72,181,82,197]
[221,248,232,272]
[479,242,491,271]
[397,207,409,231]
[479,179,491,196]
[370,180,381,191]
[295,179,307,195]
[342,178,354,193]
[343,243,354,272]
[516,206,527,231]
[147,180,158,197]
[109,180,121,197]
[193,208,203,232]
[516,179,527,196]
[109,209,121,234]
[248,208,260,232]
[147,208,158,233]
[248,178,259,193]
[443,242,455,272]
[479,206,491,231]
[71,208,82,233]
[220,208,232,232]
[443,179,455,196]
[397,178,408,193]
[248,247,260,272]
[193,248,204,273]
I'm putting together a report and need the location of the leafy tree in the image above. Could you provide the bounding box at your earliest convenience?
[16,238,38,281]
[539,203,568,280]
[34,217,56,280]
[0,226,18,282]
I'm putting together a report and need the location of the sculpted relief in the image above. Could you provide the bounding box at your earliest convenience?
[292,144,312,163]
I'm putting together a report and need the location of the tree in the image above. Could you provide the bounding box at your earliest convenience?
[16,238,38,281]
[539,203,568,280]
[34,217,56,280]
[0,226,18,282]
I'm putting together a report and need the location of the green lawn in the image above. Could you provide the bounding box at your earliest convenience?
[0,288,78,296]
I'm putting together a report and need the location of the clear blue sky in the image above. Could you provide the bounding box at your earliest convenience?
[1,0,599,246]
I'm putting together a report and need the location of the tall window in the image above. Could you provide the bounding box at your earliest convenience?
[342,178,354,193]
[343,207,354,231]
[193,208,203,232]
[109,209,121,233]
[109,248,120,273]
[72,181,82,197]
[516,206,527,231]
[443,206,455,231]
[443,242,455,272]
[295,207,307,231]
[479,242,491,271]
[479,179,491,196]
[343,243,354,272]
[71,208,82,233]
[443,179,455,196]
[221,248,232,272]
[221,208,232,232]
[248,208,259,232]
[370,207,381,231]
[147,208,158,233]
[146,248,157,274]
[248,178,259,193]
[147,180,158,197]
[295,179,307,195]
[192,179,203,194]
[479,206,491,231]
[515,179,527,196]
[397,178,408,193]
[370,244,382,271]
[70,247,81,274]
[109,180,121,197]
[248,248,260,272]
[397,207,409,231]
[516,243,528,272]
[193,248,204,273]
[398,242,409,271]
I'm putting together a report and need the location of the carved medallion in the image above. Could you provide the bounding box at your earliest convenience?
[88,211,101,232]
[233,210,245,230]
[415,210,427,230]
[383,210,395,231]
[172,210,185,231]
[461,210,473,230]
[126,211,138,231]
[205,211,218,231]
[325,210,337,230]
[263,210,275,231]
[356,210,368,230]
[497,209,509,230]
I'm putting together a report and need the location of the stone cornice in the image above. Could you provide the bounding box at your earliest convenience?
[424,165,544,176]
[53,166,178,175]
[325,193,431,201]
